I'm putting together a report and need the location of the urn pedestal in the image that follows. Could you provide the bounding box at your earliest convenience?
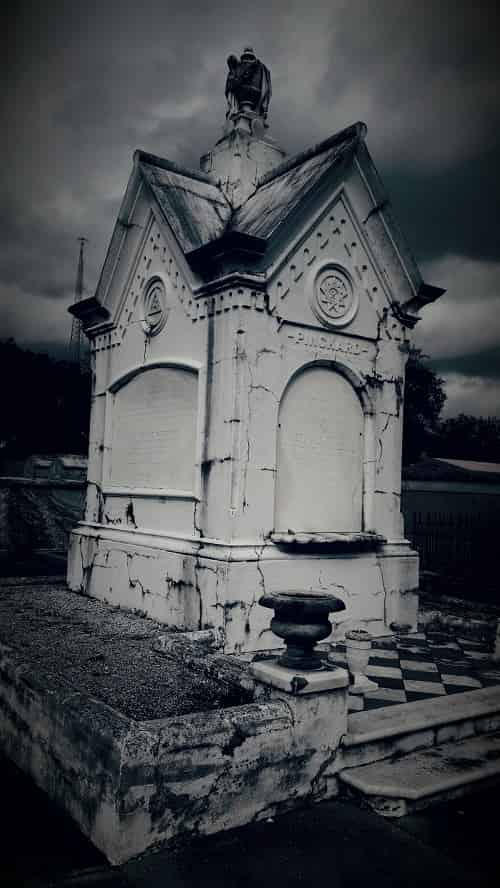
[343,629,378,694]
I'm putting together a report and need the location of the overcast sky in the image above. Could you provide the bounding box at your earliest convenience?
[1,0,499,418]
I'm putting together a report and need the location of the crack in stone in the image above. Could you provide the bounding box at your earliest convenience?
[125,500,137,528]
[87,481,104,523]
[194,556,204,629]
[103,512,123,526]
[126,552,146,598]
[193,500,202,538]
[256,347,278,363]
[376,558,389,626]
[380,413,393,437]
[310,746,338,798]
[249,383,279,403]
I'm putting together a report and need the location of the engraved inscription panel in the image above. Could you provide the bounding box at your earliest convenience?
[110,367,197,491]
[275,367,363,532]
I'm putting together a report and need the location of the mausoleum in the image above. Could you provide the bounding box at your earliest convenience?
[4,50,500,868]
[68,48,443,653]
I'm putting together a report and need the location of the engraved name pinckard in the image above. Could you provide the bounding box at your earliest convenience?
[285,329,371,357]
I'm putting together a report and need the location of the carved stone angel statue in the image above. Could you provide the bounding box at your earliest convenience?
[225,48,272,121]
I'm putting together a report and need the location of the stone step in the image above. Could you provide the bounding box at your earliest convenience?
[339,686,500,769]
[338,730,500,817]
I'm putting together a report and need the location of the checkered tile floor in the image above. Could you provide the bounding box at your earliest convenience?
[328,631,500,710]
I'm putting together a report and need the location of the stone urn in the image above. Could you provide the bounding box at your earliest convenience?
[344,629,378,694]
[259,590,345,671]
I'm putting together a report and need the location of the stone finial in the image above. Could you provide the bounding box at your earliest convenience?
[225,47,272,124]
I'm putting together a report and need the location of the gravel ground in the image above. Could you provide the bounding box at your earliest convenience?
[0,582,246,720]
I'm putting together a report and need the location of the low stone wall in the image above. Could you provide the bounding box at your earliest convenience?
[0,477,85,562]
[0,637,348,864]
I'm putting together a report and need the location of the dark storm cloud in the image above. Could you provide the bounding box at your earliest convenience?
[432,346,500,382]
[384,148,500,266]
[1,0,499,415]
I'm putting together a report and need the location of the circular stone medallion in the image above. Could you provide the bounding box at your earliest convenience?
[311,264,358,328]
[141,278,169,336]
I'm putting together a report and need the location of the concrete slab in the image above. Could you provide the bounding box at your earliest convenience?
[339,731,500,816]
[3,753,493,888]
[345,686,500,746]
[250,659,349,694]
[0,583,250,719]
[0,633,348,865]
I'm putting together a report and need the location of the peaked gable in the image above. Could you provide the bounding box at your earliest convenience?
[267,187,392,341]
[230,123,364,242]
[138,153,231,253]
[71,122,443,334]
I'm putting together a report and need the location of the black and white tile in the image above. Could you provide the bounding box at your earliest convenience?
[328,630,499,710]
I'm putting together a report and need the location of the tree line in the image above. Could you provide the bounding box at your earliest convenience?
[0,339,91,457]
[402,348,500,464]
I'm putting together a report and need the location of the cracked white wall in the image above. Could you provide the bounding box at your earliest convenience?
[68,160,421,652]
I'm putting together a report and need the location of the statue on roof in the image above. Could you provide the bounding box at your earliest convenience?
[225,48,272,122]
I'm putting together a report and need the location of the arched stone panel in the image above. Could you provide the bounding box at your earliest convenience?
[275,366,364,533]
[109,366,198,492]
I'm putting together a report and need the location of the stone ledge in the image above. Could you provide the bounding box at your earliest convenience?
[0,637,348,864]
[250,659,349,694]
[339,731,500,816]
[270,532,386,552]
[338,687,500,771]
[344,686,500,747]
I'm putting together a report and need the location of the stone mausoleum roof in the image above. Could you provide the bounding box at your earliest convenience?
[133,122,365,257]
[73,49,443,332]
[89,119,441,316]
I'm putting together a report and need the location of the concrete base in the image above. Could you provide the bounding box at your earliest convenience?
[340,731,500,817]
[0,638,348,865]
[348,693,365,712]
[349,675,379,694]
[67,525,419,654]
[250,659,349,694]
[339,686,500,771]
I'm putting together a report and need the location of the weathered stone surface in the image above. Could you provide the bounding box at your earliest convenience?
[67,528,411,651]
[0,631,348,864]
[250,659,349,694]
[201,129,285,208]
[339,686,500,770]
[0,584,249,719]
[275,366,364,533]
[67,113,442,650]
[339,731,500,817]
[109,365,198,493]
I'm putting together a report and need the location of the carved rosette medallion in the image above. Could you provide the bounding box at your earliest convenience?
[311,264,358,329]
[141,277,169,336]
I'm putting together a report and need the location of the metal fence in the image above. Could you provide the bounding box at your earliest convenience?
[407,510,498,587]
